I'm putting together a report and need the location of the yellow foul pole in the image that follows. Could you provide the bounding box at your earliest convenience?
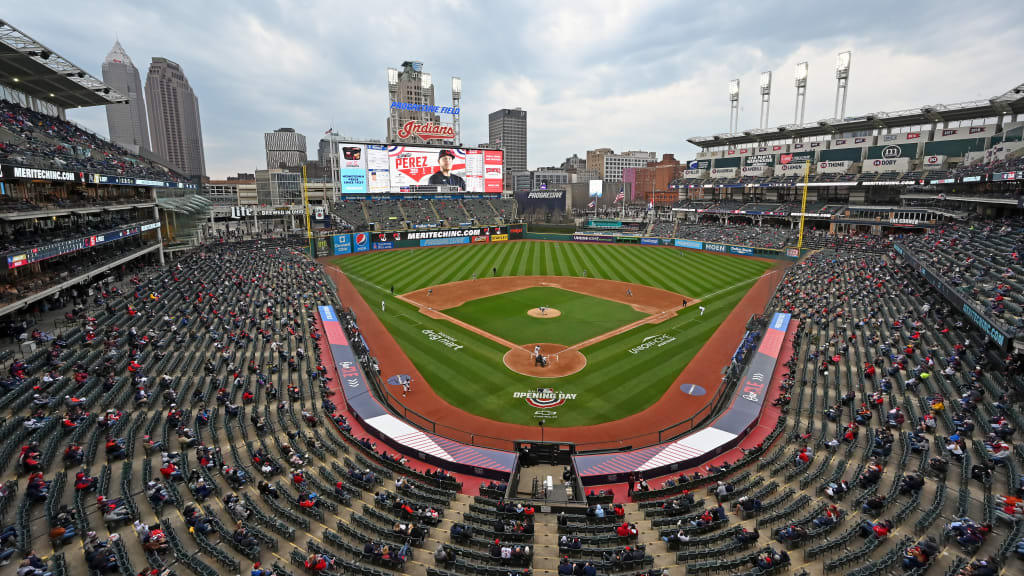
[302,164,312,241]
[796,160,810,253]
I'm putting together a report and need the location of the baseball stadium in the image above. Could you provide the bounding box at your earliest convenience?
[2,11,1024,576]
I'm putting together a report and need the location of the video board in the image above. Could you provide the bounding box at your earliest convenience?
[339,144,503,194]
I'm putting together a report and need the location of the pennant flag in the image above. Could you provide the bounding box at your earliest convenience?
[614,191,625,203]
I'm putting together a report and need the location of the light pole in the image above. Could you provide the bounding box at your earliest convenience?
[728,79,740,134]
[387,67,398,142]
[794,62,808,125]
[759,71,772,129]
[834,51,852,120]
[451,76,462,146]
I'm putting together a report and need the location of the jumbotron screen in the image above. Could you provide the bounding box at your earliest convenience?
[340,143,503,194]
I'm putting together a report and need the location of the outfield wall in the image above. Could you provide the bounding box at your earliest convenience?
[525,231,798,259]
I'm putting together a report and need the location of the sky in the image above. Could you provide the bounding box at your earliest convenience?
[6,0,1024,178]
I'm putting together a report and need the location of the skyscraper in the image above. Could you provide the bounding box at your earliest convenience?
[101,41,150,152]
[145,57,206,179]
[489,108,527,190]
[264,128,307,169]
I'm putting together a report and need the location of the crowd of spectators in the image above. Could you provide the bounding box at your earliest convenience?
[0,99,182,182]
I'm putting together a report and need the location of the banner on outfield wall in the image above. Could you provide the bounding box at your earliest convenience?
[572,233,617,243]
[353,232,370,253]
[674,239,704,250]
[491,234,508,242]
[421,237,470,247]
[729,246,754,256]
[703,243,728,253]
[640,238,660,246]
[333,234,352,255]
[372,242,394,250]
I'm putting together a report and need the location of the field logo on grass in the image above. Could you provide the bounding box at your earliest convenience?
[629,334,676,354]
[421,329,463,351]
[514,388,576,410]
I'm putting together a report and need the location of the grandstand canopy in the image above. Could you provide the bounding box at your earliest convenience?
[0,20,125,108]
[689,82,1024,149]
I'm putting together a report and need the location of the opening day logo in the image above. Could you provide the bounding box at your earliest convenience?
[513,388,577,409]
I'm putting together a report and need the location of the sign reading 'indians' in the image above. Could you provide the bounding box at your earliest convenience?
[396,121,456,141]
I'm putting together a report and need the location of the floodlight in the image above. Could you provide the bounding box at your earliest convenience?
[795,62,808,83]
[421,73,432,90]
[387,67,398,87]
[760,71,772,89]
[728,79,740,97]
[451,76,461,97]
[836,51,851,76]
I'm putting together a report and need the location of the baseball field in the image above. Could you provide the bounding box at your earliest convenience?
[332,240,773,427]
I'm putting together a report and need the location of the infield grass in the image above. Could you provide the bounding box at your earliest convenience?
[333,241,774,427]
[444,286,648,346]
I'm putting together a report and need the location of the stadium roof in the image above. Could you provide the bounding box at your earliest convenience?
[688,82,1024,149]
[0,20,125,108]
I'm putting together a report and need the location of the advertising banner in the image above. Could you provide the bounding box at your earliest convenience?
[340,144,368,194]
[863,158,911,173]
[674,239,703,250]
[588,180,603,197]
[353,232,370,253]
[779,151,814,165]
[686,159,712,170]
[515,189,567,214]
[572,234,617,243]
[483,150,504,193]
[729,246,754,256]
[332,234,352,255]
[640,238,660,246]
[491,234,509,242]
[703,243,728,253]
[924,155,947,167]
[421,237,470,247]
[683,169,706,179]
[372,242,394,250]
[710,167,737,178]
[817,160,853,174]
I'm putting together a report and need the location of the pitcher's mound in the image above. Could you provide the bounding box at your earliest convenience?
[503,343,586,378]
[527,307,561,318]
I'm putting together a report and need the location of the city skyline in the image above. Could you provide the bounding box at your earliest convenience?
[4,1,1023,178]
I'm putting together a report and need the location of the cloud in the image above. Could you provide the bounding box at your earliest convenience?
[3,0,1022,177]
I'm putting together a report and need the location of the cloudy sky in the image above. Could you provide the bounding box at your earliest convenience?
[7,0,1024,178]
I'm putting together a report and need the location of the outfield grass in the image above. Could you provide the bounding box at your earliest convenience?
[444,286,648,346]
[334,241,773,427]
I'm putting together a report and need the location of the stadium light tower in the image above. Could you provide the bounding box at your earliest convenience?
[728,79,740,134]
[759,71,772,129]
[387,67,399,141]
[834,51,852,120]
[794,62,808,125]
[451,76,462,146]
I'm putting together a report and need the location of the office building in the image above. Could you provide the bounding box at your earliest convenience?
[489,108,527,190]
[386,61,444,143]
[102,41,150,152]
[145,57,206,179]
[265,128,307,169]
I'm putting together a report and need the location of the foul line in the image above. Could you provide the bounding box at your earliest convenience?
[695,270,779,300]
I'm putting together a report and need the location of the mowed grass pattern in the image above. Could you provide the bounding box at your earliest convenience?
[445,286,648,346]
[334,241,772,427]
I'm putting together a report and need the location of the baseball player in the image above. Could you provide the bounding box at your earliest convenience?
[699,305,706,317]
[381,300,386,312]
[533,345,541,358]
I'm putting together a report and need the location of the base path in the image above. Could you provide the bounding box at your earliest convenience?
[321,260,786,452]
[504,343,585,378]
